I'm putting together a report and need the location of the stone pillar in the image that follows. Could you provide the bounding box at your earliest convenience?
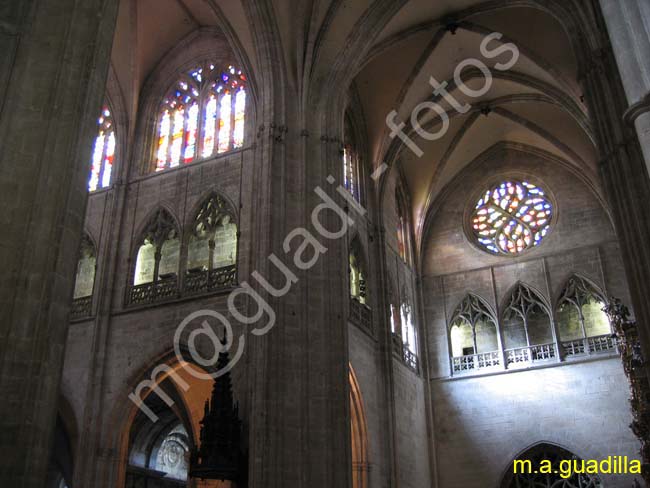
[244,111,353,488]
[599,0,650,173]
[580,5,650,359]
[0,1,119,486]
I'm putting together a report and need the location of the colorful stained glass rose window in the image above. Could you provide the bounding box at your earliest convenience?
[471,180,552,255]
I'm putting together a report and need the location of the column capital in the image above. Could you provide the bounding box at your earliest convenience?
[624,92,650,126]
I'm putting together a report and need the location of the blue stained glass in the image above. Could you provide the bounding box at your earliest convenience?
[471,180,553,255]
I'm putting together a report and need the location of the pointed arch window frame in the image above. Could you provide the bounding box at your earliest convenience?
[154,62,247,172]
[127,208,181,306]
[71,232,98,319]
[88,102,117,192]
[556,275,615,356]
[395,184,413,266]
[348,237,373,334]
[449,294,499,356]
[342,112,365,206]
[500,283,559,365]
[183,192,239,295]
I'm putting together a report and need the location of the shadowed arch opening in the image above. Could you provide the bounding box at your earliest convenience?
[500,443,603,488]
[556,275,614,357]
[502,283,555,364]
[45,414,74,488]
[185,192,238,294]
[350,366,369,488]
[118,359,220,488]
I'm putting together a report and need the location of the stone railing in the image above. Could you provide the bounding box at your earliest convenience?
[452,351,500,373]
[128,276,179,306]
[184,265,237,295]
[505,343,556,366]
[562,334,617,358]
[127,266,237,307]
[391,333,419,373]
[70,295,92,319]
[402,345,419,373]
[349,297,372,334]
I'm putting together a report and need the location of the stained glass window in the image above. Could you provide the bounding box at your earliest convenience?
[349,239,367,305]
[88,105,116,192]
[155,63,247,172]
[395,186,412,264]
[342,114,362,203]
[343,145,360,202]
[471,180,553,255]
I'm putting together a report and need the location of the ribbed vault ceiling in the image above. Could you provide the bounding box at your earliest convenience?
[110,0,599,248]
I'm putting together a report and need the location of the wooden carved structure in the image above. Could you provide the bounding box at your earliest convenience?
[189,346,245,485]
[604,298,650,485]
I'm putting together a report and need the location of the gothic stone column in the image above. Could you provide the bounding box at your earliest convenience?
[599,0,650,173]
[0,1,119,485]
[580,5,650,359]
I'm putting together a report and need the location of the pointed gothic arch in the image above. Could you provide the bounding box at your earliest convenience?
[501,283,556,365]
[128,207,181,305]
[185,191,239,294]
[349,366,369,488]
[349,237,369,305]
[556,274,614,357]
[500,442,603,488]
[71,232,97,319]
[449,294,500,371]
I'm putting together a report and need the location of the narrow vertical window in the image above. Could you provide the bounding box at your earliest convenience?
[157,110,171,171]
[233,88,246,148]
[342,113,362,204]
[395,185,412,265]
[102,131,116,188]
[184,102,199,163]
[202,96,217,157]
[218,91,232,154]
[170,107,185,167]
[343,146,358,201]
[88,105,116,191]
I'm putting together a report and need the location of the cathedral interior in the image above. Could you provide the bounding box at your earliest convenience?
[2,0,650,487]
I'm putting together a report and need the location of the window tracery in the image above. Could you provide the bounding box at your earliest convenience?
[450,295,498,357]
[502,284,555,363]
[152,424,190,481]
[349,241,367,305]
[155,63,247,171]
[557,276,614,356]
[133,209,179,287]
[343,113,362,204]
[71,234,96,319]
[185,193,238,294]
[471,180,553,255]
[349,239,372,333]
[396,186,412,265]
[88,104,115,191]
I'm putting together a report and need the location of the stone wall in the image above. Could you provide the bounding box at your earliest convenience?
[421,145,640,486]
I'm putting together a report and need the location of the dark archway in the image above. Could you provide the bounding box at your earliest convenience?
[350,366,369,488]
[500,443,603,488]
